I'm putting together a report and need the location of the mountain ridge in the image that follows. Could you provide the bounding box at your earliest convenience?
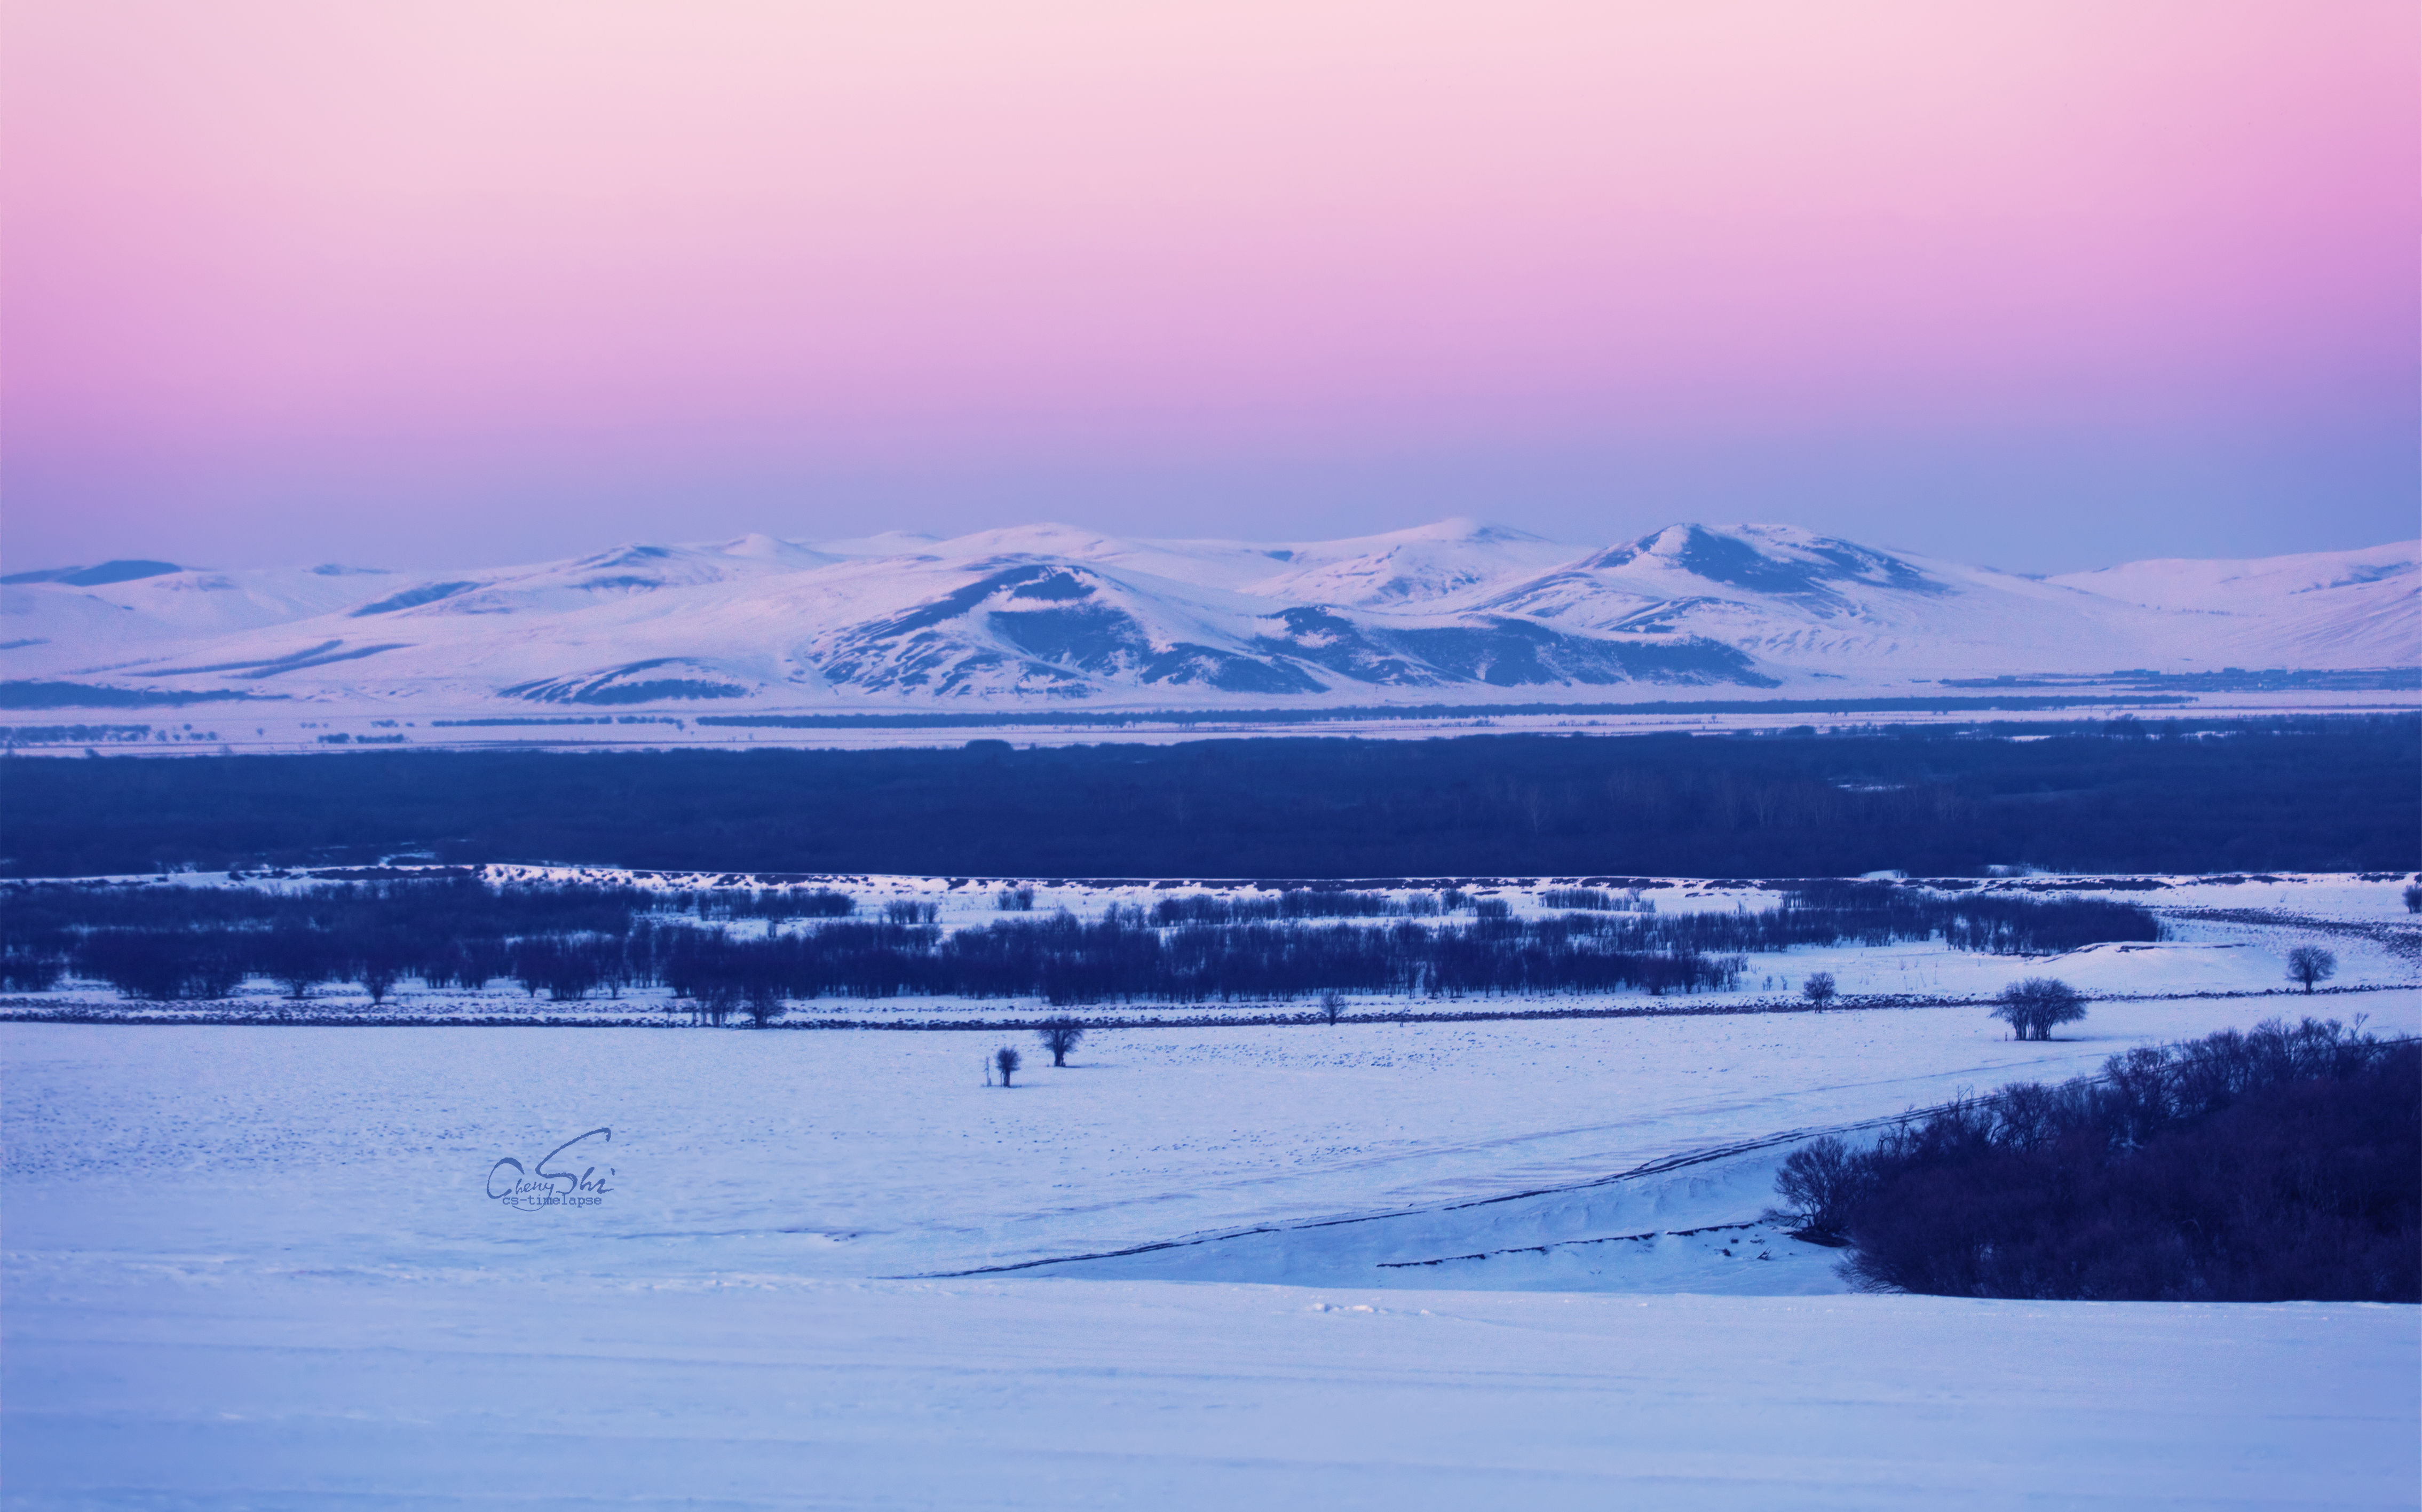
[3,523,2411,712]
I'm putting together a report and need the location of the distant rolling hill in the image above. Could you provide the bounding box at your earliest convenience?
[2,521,2412,712]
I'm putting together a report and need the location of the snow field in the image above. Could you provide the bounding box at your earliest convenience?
[4,888,2416,1506]
[8,993,2416,1287]
[4,1271,2412,1510]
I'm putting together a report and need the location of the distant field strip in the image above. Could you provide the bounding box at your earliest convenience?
[7,980,2411,1031]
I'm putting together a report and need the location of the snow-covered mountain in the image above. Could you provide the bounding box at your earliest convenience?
[3,522,2412,711]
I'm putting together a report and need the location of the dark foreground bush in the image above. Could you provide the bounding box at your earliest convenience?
[1776,1020,2419,1302]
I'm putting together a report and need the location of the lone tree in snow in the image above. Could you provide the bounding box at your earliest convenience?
[1036,1020,1083,1067]
[2286,946,2337,994]
[1802,972,1837,1009]
[743,979,787,1027]
[2403,884,2422,914]
[1319,989,1347,1025]
[354,932,408,1007]
[994,1046,1022,1087]
[1991,977,2087,1041]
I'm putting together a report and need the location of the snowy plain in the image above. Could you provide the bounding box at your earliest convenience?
[8,1273,2412,1510]
[3,873,2417,1507]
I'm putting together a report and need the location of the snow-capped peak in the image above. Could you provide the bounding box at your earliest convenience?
[4,523,2411,712]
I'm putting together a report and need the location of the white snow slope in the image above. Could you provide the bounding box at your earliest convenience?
[5,522,2411,713]
[4,877,2417,1508]
[8,1274,2410,1510]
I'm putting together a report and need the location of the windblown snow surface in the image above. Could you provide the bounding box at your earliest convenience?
[3,874,2417,1507]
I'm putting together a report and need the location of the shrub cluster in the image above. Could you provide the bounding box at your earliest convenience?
[1776,1020,2419,1302]
[1989,977,2088,1040]
[1775,881,2160,955]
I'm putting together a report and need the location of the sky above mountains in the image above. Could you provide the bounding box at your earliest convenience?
[3,1,2413,576]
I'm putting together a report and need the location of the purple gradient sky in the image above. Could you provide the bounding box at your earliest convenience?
[3,1,2413,573]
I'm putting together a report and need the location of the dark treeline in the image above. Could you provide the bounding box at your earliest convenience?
[1148,889,1444,923]
[0,876,658,1000]
[1771,882,2159,955]
[2,873,648,935]
[3,877,2161,1009]
[1777,1020,2419,1302]
[684,888,856,920]
[663,912,1750,1010]
[3,716,2413,879]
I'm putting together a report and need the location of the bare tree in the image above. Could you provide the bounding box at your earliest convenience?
[994,1046,1021,1087]
[1991,977,2087,1041]
[262,927,336,1001]
[354,931,409,1007]
[1036,1020,1083,1067]
[2403,884,2421,915]
[996,886,1035,912]
[1802,972,1837,1009]
[1770,1135,1866,1244]
[694,979,740,1027]
[1318,989,1346,1025]
[744,980,787,1027]
[2286,946,2337,994]
[359,956,402,1007]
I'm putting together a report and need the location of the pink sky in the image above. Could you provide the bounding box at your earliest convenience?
[3,1,2413,571]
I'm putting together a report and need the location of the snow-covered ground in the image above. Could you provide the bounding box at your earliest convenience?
[3,879,2416,1505]
[7,1272,2411,1510]
[22,998,2416,1285]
